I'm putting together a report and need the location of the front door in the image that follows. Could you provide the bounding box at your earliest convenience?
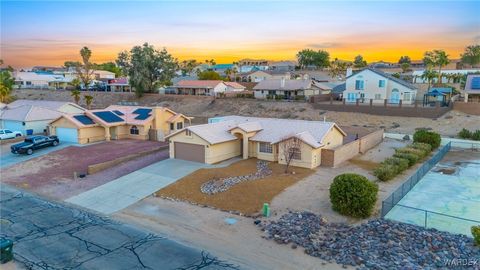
[347,93,356,102]
[390,89,400,104]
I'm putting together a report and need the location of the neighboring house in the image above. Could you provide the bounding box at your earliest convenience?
[412,69,480,84]
[312,82,344,93]
[224,82,246,92]
[166,115,346,169]
[13,71,66,89]
[107,77,131,92]
[243,70,291,82]
[331,83,346,99]
[253,79,321,100]
[464,74,480,103]
[238,59,269,73]
[343,68,418,104]
[212,64,236,75]
[269,61,297,71]
[172,80,227,96]
[49,105,191,144]
[92,70,115,80]
[0,100,86,135]
[7,100,85,114]
[0,105,63,135]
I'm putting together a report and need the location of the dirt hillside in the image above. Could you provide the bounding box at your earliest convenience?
[12,89,480,136]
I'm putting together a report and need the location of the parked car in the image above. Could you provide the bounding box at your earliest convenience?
[0,129,22,140]
[11,135,59,155]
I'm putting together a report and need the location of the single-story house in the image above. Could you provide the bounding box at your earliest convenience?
[268,61,297,71]
[212,64,236,75]
[343,68,418,104]
[6,100,85,114]
[49,105,191,144]
[171,80,227,96]
[107,77,131,92]
[253,79,321,100]
[464,74,480,103]
[243,70,291,82]
[224,82,246,92]
[0,100,85,135]
[166,116,346,169]
[0,105,63,135]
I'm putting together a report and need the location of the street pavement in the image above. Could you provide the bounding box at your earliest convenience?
[0,184,239,270]
[66,158,240,214]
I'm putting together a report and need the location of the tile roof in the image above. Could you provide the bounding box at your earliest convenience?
[175,80,224,88]
[170,116,346,148]
[7,99,84,111]
[253,79,313,91]
[224,82,246,89]
[347,68,417,90]
[0,105,62,121]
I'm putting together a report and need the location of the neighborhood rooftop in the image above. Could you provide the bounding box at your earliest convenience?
[253,79,313,91]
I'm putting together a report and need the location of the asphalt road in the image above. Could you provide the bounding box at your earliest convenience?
[0,184,239,270]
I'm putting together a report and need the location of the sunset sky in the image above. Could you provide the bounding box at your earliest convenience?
[1,1,479,68]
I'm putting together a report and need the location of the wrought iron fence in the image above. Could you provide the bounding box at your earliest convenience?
[381,142,451,217]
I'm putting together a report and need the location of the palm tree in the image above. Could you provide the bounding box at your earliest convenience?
[231,67,238,82]
[423,50,449,84]
[400,62,410,73]
[84,95,93,109]
[71,90,81,104]
[224,68,232,81]
[421,69,438,90]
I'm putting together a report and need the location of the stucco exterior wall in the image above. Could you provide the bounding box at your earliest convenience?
[25,120,50,134]
[78,126,106,144]
[206,140,241,164]
[250,141,278,162]
[278,140,316,169]
[167,130,210,159]
[322,127,345,149]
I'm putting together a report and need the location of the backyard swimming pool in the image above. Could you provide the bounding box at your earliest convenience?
[385,151,480,236]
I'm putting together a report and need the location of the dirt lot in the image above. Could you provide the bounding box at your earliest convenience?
[14,89,480,137]
[156,158,315,215]
[1,140,168,199]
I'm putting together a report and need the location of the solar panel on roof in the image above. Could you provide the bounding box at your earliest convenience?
[113,110,124,116]
[471,77,480,90]
[73,115,95,125]
[135,114,151,120]
[132,108,152,115]
[93,111,124,123]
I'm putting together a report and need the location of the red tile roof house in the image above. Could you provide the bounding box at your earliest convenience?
[172,80,228,96]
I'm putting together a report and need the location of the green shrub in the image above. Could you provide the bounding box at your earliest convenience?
[383,157,409,173]
[472,225,480,246]
[393,152,419,167]
[395,147,426,159]
[373,164,399,181]
[410,142,432,154]
[329,173,378,218]
[472,130,480,141]
[458,128,472,139]
[413,130,441,149]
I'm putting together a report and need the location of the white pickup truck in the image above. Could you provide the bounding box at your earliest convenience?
[0,129,23,140]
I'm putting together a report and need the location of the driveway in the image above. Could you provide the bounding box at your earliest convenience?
[0,142,76,168]
[0,184,238,269]
[66,158,240,214]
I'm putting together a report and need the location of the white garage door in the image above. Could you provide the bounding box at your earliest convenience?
[56,127,78,143]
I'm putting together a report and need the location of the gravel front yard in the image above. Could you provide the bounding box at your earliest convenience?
[156,158,315,215]
[1,140,167,197]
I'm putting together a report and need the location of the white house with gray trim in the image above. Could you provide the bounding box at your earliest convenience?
[253,78,321,100]
[343,68,418,104]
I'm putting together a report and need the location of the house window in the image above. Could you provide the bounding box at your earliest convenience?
[130,125,139,135]
[186,129,192,136]
[290,147,301,160]
[404,92,411,101]
[375,94,382,100]
[355,80,364,90]
[177,122,183,129]
[378,80,385,87]
[259,142,273,153]
[170,123,174,130]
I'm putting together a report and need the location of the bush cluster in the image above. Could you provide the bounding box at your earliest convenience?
[329,173,378,218]
[457,128,480,141]
[472,225,480,246]
[373,142,433,181]
[235,93,254,99]
[413,130,441,149]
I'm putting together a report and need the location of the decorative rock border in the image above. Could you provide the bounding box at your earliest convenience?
[257,211,480,269]
[200,161,272,195]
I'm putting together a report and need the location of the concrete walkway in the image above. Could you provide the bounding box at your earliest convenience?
[0,142,77,168]
[66,158,240,214]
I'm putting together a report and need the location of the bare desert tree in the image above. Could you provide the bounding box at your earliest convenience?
[281,136,302,173]
[76,47,94,92]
